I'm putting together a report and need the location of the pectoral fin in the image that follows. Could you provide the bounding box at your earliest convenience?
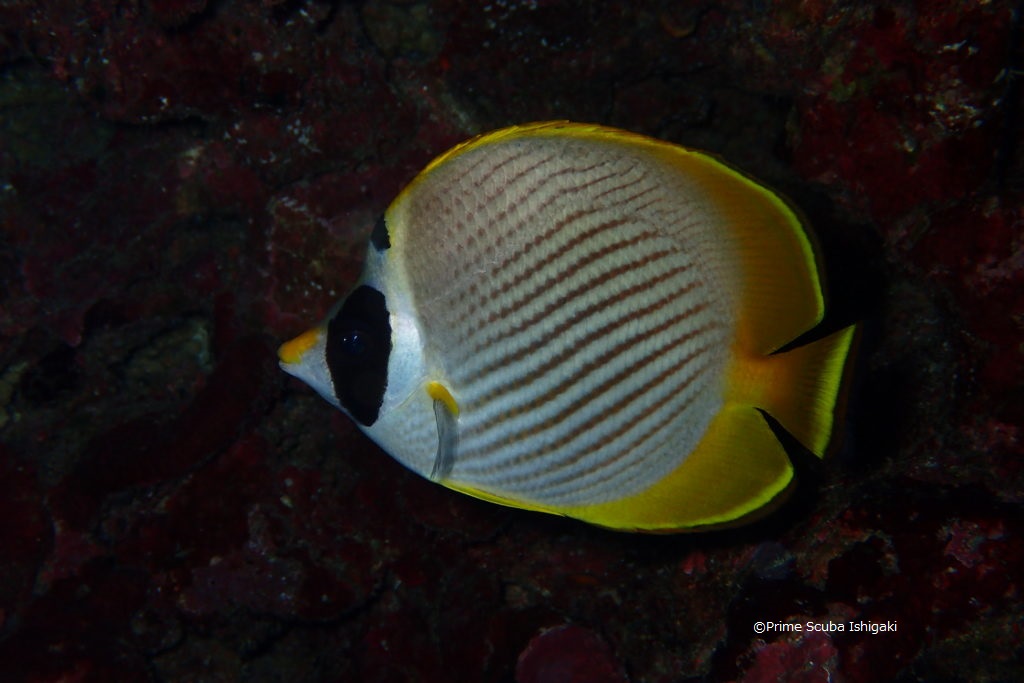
[427,381,459,482]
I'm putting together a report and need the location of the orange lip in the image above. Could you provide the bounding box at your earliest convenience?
[277,328,320,364]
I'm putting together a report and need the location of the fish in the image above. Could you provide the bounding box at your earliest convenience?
[278,121,857,533]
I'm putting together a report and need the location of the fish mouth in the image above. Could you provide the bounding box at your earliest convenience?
[278,327,321,366]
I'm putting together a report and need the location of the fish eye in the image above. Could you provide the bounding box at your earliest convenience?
[338,329,368,356]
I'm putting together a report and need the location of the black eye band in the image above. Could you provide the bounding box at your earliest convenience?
[326,285,392,426]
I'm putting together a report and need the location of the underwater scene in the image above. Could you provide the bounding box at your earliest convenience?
[0,1,1020,681]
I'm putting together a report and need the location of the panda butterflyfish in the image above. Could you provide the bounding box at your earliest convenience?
[278,121,857,533]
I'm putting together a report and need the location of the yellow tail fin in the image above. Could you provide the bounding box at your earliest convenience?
[730,324,858,458]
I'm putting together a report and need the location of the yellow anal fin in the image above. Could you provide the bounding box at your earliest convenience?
[730,324,858,458]
[565,405,795,532]
[440,405,797,533]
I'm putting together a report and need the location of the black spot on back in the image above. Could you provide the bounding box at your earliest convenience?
[370,214,390,251]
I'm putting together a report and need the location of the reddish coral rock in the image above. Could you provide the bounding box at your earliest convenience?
[148,0,209,29]
[0,0,1020,681]
[789,1,1010,222]
[0,558,151,682]
[516,624,629,683]
[0,447,52,634]
[738,631,839,683]
[48,335,274,532]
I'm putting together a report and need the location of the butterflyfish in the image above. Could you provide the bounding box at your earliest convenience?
[278,122,856,533]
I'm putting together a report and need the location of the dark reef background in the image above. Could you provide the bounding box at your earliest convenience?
[1,1,1021,681]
